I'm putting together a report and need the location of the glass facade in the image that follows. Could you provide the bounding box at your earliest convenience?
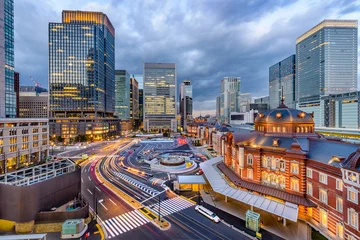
[219,77,241,123]
[0,0,15,118]
[114,70,130,119]
[143,63,176,131]
[296,20,358,126]
[179,80,193,129]
[269,54,296,109]
[49,11,115,118]
[130,76,139,120]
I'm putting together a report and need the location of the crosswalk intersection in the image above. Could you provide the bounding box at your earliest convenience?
[102,197,195,238]
[114,171,160,196]
[147,196,195,217]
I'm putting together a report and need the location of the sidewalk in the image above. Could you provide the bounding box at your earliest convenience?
[200,189,308,240]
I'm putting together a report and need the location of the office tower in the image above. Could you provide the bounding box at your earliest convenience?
[130,76,139,129]
[49,10,119,143]
[14,72,19,117]
[238,93,252,113]
[269,54,296,109]
[0,0,15,118]
[134,74,143,89]
[19,90,48,118]
[296,20,358,126]
[139,89,144,128]
[115,70,130,119]
[216,96,220,120]
[19,86,48,94]
[143,63,177,132]
[179,80,193,130]
[219,77,241,123]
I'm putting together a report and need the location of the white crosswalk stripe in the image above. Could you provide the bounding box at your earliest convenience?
[102,210,150,237]
[114,172,160,196]
[148,196,194,217]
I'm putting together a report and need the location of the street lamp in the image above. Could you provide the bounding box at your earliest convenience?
[158,195,161,222]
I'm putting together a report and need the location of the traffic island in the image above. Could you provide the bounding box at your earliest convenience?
[138,207,171,231]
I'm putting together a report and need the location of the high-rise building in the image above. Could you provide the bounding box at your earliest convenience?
[269,54,296,109]
[219,77,241,123]
[0,0,15,118]
[14,72,19,117]
[19,91,48,118]
[238,93,252,113]
[115,70,130,119]
[130,76,139,120]
[143,63,177,132]
[216,96,220,120]
[134,74,143,89]
[49,10,119,143]
[296,20,358,126]
[139,89,144,128]
[179,80,193,130]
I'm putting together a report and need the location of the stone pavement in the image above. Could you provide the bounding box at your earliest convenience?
[200,188,309,240]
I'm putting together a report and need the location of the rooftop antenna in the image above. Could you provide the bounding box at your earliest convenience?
[281,86,284,105]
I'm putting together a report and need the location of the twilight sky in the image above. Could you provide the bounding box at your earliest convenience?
[15,0,360,116]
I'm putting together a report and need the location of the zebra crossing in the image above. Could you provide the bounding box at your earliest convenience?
[102,210,150,238]
[114,171,160,196]
[147,196,195,217]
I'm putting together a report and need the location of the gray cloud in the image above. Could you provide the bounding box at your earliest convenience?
[14,0,360,117]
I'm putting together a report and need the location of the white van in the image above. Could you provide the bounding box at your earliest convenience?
[195,205,220,223]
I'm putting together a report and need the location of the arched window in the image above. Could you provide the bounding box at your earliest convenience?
[282,127,286,133]
[272,126,276,132]
[277,126,281,132]
[305,127,308,133]
[296,127,300,133]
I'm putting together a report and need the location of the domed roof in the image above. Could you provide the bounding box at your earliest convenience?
[255,105,314,124]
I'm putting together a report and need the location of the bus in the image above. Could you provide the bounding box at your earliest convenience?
[195,205,220,223]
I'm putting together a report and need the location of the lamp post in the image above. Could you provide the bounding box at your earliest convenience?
[158,195,161,222]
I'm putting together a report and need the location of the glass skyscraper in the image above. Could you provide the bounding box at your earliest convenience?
[0,0,15,118]
[219,77,241,123]
[114,70,130,119]
[49,11,119,143]
[296,20,358,126]
[143,63,177,132]
[269,54,296,109]
[179,80,193,130]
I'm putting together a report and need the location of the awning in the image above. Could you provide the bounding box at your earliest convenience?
[200,157,299,222]
[177,175,207,184]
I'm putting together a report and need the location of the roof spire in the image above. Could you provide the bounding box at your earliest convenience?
[278,86,288,108]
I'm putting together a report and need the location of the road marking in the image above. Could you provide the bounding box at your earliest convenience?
[84,169,87,172]
[81,178,83,183]
[95,186,101,192]
[87,189,93,195]
[88,176,91,181]
[99,200,108,210]
[109,198,117,206]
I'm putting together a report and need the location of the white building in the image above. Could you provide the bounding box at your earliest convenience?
[229,110,258,125]
[0,118,49,174]
[219,77,241,123]
[143,63,177,132]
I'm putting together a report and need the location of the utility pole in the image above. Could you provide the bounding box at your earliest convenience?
[158,195,161,222]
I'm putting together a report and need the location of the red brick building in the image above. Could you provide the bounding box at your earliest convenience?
[219,102,360,239]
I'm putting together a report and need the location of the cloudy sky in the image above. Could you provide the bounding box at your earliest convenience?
[15,0,360,116]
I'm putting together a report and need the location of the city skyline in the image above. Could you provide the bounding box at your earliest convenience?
[13,0,360,117]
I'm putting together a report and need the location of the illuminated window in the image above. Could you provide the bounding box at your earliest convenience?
[319,188,328,204]
[262,156,267,167]
[279,160,285,171]
[319,173,327,185]
[336,196,343,213]
[336,179,343,191]
[307,182,313,196]
[348,208,358,230]
[319,209,327,228]
[291,178,299,192]
[336,222,344,239]
[247,168,253,180]
[347,188,358,204]
[291,163,299,174]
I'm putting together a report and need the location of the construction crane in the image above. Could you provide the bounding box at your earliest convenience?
[30,76,41,96]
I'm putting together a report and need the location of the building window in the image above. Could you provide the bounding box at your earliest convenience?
[307,182,313,196]
[319,188,328,204]
[279,160,285,171]
[336,196,343,213]
[336,179,343,191]
[348,208,358,230]
[319,209,327,228]
[247,154,253,165]
[348,236,356,240]
[290,178,299,192]
[336,222,344,239]
[32,128,38,133]
[347,188,358,204]
[306,169,312,178]
[262,156,267,168]
[319,173,327,185]
[290,163,299,174]
[247,168,253,180]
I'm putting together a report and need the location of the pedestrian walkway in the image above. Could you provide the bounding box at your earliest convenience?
[147,196,194,217]
[102,210,150,238]
[114,171,160,196]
